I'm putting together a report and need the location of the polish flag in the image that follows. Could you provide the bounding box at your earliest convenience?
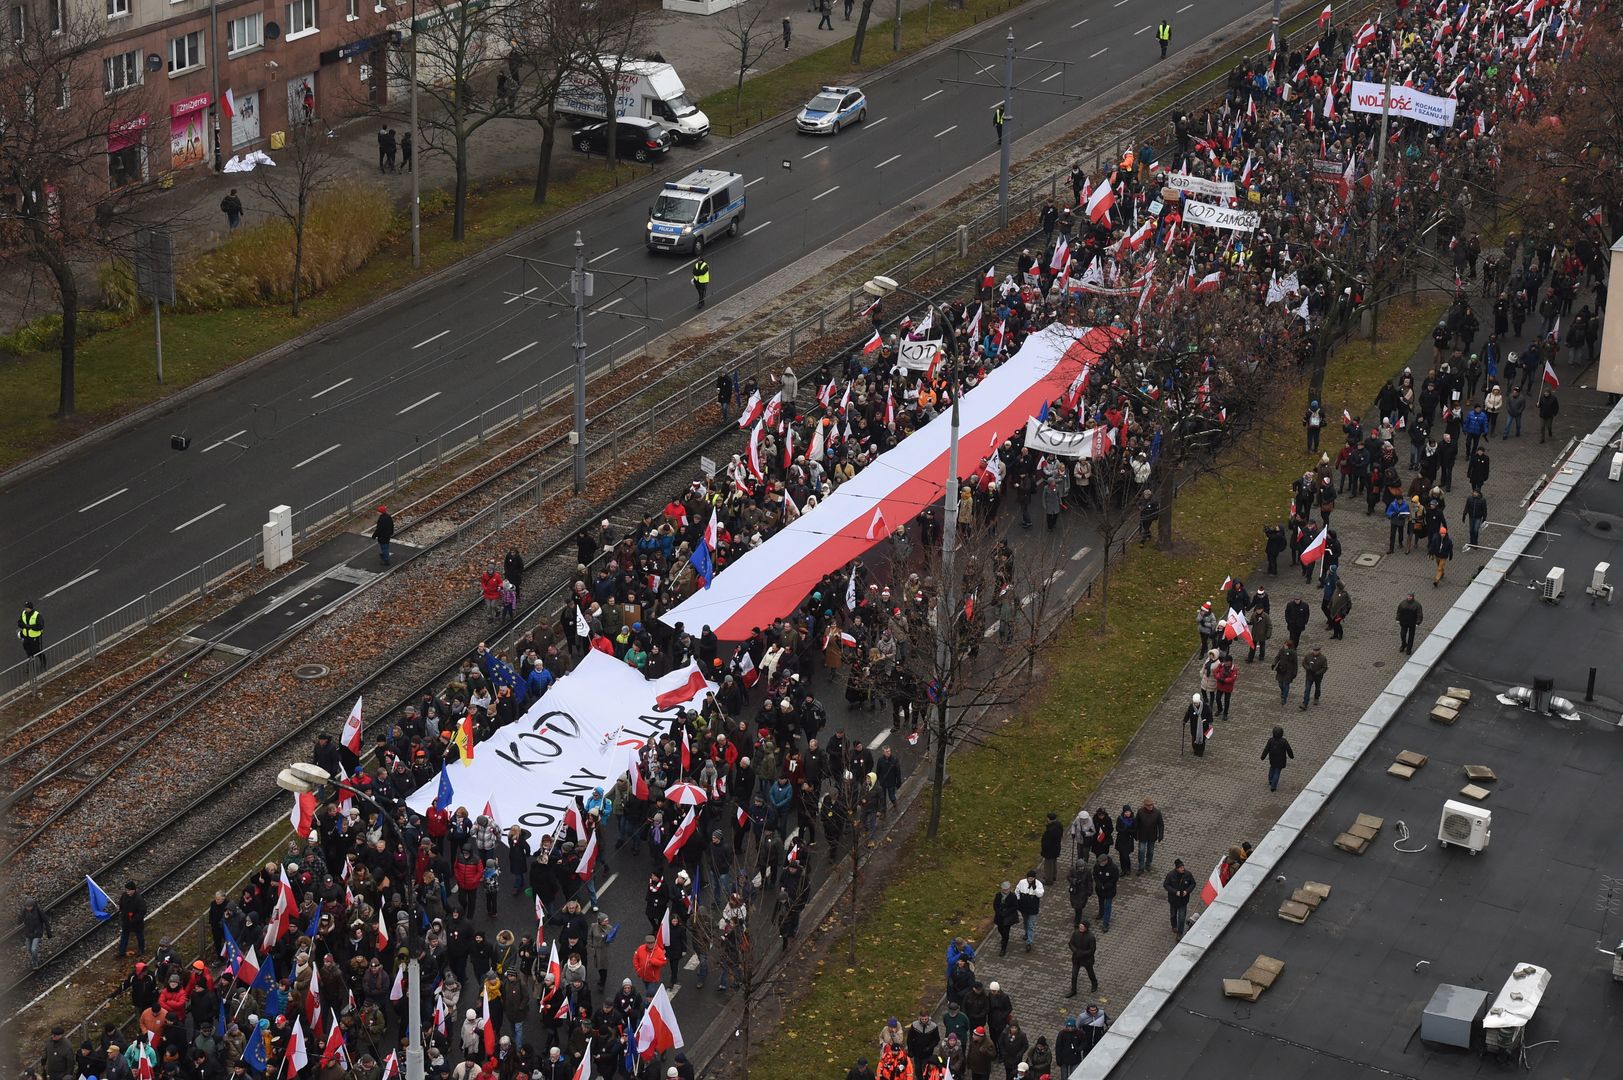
[263,868,296,951]
[304,970,323,1035]
[664,808,699,863]
[817,376,838,409]
[982,265,997,288]
[288,790,318,838]
[808,421,826,463]
[736,390,763,428]
[655,669,709,710]
[736,803,750,828]
[375,907,389,953]
[572,1043,594,1080]
[1319,1,1332,26]
[389,965,405,1002]
[865,506,889,541]
[1192,271,1222,294]
[862,329,883,355]
[1343,408,1354,424]
[1306,40,1321,61]
[319,1015,347,1069]
[659,906,672,948]
[340,695,364,757]
[1199,856,1227,904]
[481,986,496,1058]
[1049,236,1070,273]
[680,726,692,772]
[746,421,765,480]
[761,390,784,430]
[1542,360,1560,389]
[575,828,599,879]
[1223,609,1253,646]
[635,985,686,1060]
[381,1054,401,1080]
[884,388,895,429]
[482,799,503,832]
[1323,88,1337,120]
[1221,575,1233,591]
[1299,526,1330,565]
[287,1019,310,1077]
[738,650,758,688]
[1353,19,1376,46]
[1084,178,1115,223]
[839,629,859,647]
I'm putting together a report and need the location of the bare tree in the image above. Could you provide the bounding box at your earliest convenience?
[505,0,582,204]
[565,0,650,171]
[850,0,878,64]
[246,122,340,317]
[0,10,161,417]
[386,0,509,240]
[714,0,779,108]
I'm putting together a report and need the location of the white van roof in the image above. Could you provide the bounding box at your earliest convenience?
[664,170,742,196]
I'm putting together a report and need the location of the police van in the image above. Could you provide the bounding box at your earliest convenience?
[645,170,746,255]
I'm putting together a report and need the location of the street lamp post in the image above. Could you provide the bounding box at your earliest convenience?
[277,765,426,1080]
[862,276,960,835]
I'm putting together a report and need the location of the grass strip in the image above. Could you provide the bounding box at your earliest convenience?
[743,298,1443,1079]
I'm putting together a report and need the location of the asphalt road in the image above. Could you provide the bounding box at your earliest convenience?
[0,0,1255,646]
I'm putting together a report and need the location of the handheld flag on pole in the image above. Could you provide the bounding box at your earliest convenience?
[87,876,114,920]
[432,763,454,812]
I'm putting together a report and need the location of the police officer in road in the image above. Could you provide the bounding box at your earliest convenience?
[992,101,1006,146]
[1157,19,1171,59]
[18,600,44,668]
[692,257,711,309]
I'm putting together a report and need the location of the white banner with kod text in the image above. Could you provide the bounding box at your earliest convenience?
[405,651,714,833]
[1024,418,1108,459]
[1164,174,1237,202]
[1349,82,1458,128]
[896,339,944,372]
[1182,201,1261,233]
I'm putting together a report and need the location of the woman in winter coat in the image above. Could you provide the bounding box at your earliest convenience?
[1113,806,1137,870]
[1089,808,1113,859]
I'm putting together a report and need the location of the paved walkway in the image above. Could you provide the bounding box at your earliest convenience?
[960,302,1615,1043]
[2,0,952,325]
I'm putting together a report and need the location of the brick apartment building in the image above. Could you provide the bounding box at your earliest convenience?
[53,0,402,188]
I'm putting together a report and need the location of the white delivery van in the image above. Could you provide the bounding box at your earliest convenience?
[646,170,745,255]
[557,58,710,144]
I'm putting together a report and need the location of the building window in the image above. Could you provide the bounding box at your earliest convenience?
[168,29,203,73]
[226,12,262,54]
[345,0,357,18]
[284,0,316,37]
[104,49,140,93]
[11,4,25,41]
[106,0,127,18]
[49,0,62,33]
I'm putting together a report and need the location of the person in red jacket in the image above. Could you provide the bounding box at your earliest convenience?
[632,935,666,995]
[452,846,483,917]
[479,566,503,619]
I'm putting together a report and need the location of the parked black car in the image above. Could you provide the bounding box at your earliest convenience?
[572,117,671,162]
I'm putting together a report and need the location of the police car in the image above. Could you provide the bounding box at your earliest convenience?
[796,86,867,135]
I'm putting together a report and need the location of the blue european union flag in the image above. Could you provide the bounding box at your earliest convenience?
[433,764,454,812]
[244,1022,269,1074]
[1037,401,1049,423]
[603,922,621,944]
[215,995,227,1039]
[250,954,275,993]
[304,904,322,941]
[689,542,713,590]
[86,876,113,920]
[623,1025,638,1075]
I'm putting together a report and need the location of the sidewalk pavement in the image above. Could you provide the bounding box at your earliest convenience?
[2,0,948,326]
[959,303,1615,1041]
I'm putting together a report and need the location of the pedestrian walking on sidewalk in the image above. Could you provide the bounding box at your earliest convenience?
[1429,525,1454,586]
[992,882,1019,955]
[400,130,414,172]
[1093,855,1119,931]
[1196,601,1218,655]
[1396,593,1423,653]
[1271,644,1297,706]
[1135,798,1164,873]
[373,505,394,565]
[1261,727,1295,792]
[1301,645,1328,708]
[1040,812,1063,883]
[220,188,243,230]
[782,16,792,47]
[1463,488,1488,546]
[1157,18,1172,59]
[1066,921,1098,996]
[1186,693,1212,755]
[1015,870,1045,950]
[1066,858,1093,922]
[1163,859,1196,936]
[1283,596,1309,647]
[817,0,832,29]
[1247,606,1271,662]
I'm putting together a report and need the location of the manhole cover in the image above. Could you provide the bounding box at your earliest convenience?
[294,664,330,680]
[1354,552,1383,567]
[1372,661,1387,669]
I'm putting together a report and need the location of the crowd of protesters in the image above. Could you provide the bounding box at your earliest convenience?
[21,1,1612,1078]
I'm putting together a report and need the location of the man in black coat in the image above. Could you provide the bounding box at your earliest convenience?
[1040,812,1063,883]
[1066,920,1098,996]
[1283,597,1311,646]
[373,506,394,566]
[991,882,1019,956]
[1261,727,1295,792]
[1162,859,1196,937]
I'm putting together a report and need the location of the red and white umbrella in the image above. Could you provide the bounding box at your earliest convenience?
[665,782,709,806]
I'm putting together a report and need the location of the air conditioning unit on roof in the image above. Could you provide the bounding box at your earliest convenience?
[1438,800,1491,855]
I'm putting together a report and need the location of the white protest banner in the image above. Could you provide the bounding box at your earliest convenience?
[1164,174,1237,202]
[406,651,715,832]
[1182,201,1261,233]
[897,339,944,372]
[1024,418,1104,458]
[1349,81,1458,128]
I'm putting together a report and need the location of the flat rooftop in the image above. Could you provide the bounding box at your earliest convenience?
[1104,420,1623,1078]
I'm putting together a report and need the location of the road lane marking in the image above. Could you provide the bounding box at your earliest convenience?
[597,872,619,896]
[1178,2,1192,9]
[1134,23,1152,33]
[413,330,450,349]
[1028,39,1043,47]
[1071,545,1093,562]
[311,377,352,399]
[503,286,539,305]
[667,262,691,275]
[396,392,442,416]
[588,247,619,264]
[1020,593,1035,607]
[867,116,887,128]
[498,342,537,364]
[875,154,901,169]
[1071,16,1089,26]
[746,176,764,187]
[79,488,128,513]
[813,185,840,200]
[1047,570,1065,585]
[1043,70,1064,82]
[44,569,101,598]
[172,503,226,532]
[935,124,958,137]
[1090,46,1110,57]
[922,88,944,100]
[802,146,827,159]
[202,430,247,453]
[293,444,342,470]
[744,220,773,236]
[870,729,890,748]
[984,620,1002,639]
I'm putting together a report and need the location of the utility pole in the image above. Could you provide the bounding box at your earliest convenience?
[1361,61,1392,340]
[1271,0,1281,61]
[572,231,589,493]
[998,29,1014,228]
[409,0,422,269]
[405,959,424,1080]
[208,0,223,171]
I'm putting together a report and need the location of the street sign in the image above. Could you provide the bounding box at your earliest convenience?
[133,230,176,305]
[699,455,717,478]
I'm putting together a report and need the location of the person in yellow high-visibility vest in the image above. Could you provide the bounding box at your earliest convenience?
[1157,18,1171,59]
[17,600,44,668]
[692,257,710,309]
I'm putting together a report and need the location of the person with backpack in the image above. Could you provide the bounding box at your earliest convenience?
[220,189,243,230]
